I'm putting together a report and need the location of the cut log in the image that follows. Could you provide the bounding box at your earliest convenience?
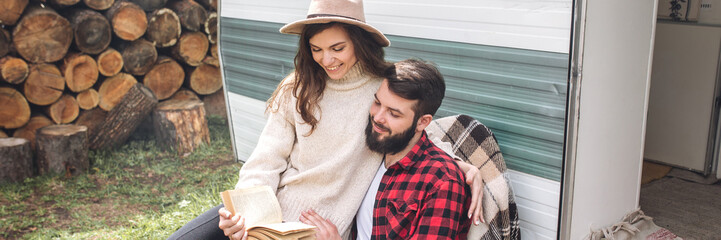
[49,0,80,7]
[76,89,100,110]
[89,83,157,149]
[12,5,73,63]
[0,0,29,25]
[61,53,99,92]
[0,138,33,182]
[168,0,207,32]
[12,114,53,150]
[169,88,199,101]
[24,64,65,106]
[98,72,137,111]
[146,8,181,48]
[97,48,123,77]
[0,29,11,58]
[36,124,88,176]
[106,0,148,41]
[205,12,218,44]
[172,31,208,66]
[120,39,158,76]
[68,9,112,54]
[209,44,218,59]
[0,129,6,138]
[188,58,222,95]
[202,87,226,118]
[84,0,114,10]
[196,0,216,11]
[153,99,209,154]
[46,94,80,124]
[130,0,167,12]
[75,108,106,139]
[0,56,29,84]
[0,87,31,129]
[143,56,184,100]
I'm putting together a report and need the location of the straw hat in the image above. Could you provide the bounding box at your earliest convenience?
[280,0,390,47]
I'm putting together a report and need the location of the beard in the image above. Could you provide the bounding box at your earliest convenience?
[364,115,417,155]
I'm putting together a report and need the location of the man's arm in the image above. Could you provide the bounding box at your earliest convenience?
[412,179,468,239]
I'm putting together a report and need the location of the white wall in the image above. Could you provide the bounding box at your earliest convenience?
[221,0,572,53]
[564,0,657,238]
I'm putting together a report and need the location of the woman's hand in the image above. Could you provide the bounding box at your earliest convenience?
[456,161,485,225]
[299,209,341,240]
[218,207,248,240]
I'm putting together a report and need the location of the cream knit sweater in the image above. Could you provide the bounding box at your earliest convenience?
[235,64,384,238]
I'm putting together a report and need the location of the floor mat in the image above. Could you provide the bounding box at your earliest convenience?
[640,177,721,239]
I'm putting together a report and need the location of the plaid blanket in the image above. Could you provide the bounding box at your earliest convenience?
[426,114,521,240]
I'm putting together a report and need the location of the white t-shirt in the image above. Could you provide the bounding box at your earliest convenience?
[355,162,387,240]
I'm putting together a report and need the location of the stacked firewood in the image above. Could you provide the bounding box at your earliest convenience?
[0,0,220,182]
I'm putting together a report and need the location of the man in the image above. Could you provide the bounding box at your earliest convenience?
[301,59,471,239]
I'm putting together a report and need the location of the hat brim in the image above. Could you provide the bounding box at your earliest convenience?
[280,17,390,47]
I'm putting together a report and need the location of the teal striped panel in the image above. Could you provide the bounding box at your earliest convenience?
[220,17,569,181]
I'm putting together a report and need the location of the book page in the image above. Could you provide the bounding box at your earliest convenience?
[221,186,283,228]
[255,222,316,235]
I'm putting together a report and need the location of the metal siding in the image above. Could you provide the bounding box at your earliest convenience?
[220,18,567,181]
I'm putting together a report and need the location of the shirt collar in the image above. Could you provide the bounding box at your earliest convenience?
[392,131,430,170]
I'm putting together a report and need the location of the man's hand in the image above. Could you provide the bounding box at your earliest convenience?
[218,207,248,240]
[299,209,341,240]
[456,161,485,225]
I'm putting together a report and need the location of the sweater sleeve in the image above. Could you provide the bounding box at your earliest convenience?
[234,88,296,192]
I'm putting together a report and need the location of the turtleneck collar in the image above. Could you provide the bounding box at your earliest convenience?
[325,62,373,91]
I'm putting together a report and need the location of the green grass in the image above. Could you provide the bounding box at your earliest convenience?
[0,116,239,240]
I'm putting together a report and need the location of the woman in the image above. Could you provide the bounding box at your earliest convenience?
[168,1,483,239]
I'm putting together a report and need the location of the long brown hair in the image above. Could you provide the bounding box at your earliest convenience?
[267,22,389,134]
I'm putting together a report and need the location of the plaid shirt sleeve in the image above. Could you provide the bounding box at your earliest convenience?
[411,178,468,239]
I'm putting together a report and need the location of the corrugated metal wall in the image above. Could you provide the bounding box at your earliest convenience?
[221,18,568,181]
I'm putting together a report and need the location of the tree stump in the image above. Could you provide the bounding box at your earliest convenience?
[68,9,112,54]
[97,48,123,77]
[36,124,88,176]
[89,83,157,149]
[0,56,29,84]
[146,8,181,48]
[143,56,184,100]
[12,5,73,63]
[24,64,65,106]
[0,138,33,182]
[153,99,209,154]
[13,115,53,150]
[0,87,31,129]
[76,89,100,110]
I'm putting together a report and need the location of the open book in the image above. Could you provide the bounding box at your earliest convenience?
[220,186,317,240]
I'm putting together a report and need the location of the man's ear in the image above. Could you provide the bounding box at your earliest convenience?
[416,114,433,132]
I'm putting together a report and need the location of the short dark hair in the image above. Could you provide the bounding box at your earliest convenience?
[384,59,445,117]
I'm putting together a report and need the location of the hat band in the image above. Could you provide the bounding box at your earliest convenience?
[307,14,364,23]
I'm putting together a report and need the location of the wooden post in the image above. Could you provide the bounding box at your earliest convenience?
[89,83,158,149]
[68,9,112,54]
[12,5,73,63]
[143,56,184,100]
[97,48,123,77]
[36,124,88,176]
[12,115,53,150]
[23,64,65,106]
[120,39,158,76]
[106,0,147,41]
[61,53,99,92]
[0,87,31,129]
[146,8,182,48]
[0,0,29,26]
[0,56,29,84]
[153,99,209,154]
[0,138,33,182]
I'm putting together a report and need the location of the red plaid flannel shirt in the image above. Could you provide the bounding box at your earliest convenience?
[370,131,471,239]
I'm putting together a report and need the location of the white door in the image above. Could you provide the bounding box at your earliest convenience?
[644,22,721,172]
